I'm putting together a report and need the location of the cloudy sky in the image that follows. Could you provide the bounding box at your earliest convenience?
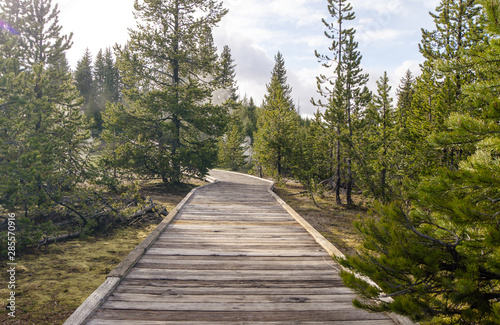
[57,0,440,116]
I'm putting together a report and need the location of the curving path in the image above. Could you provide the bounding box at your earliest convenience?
[66,170,402,324]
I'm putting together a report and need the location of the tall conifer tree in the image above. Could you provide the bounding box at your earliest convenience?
[0,0,94,225]
[264,51,294,111]
[313,0,368,205]
[357,72,394,202]
[103,0,228,183]
[254,53,298,180]
[410,0,483,171]
[74,48,96,125]
[217,44,238,101]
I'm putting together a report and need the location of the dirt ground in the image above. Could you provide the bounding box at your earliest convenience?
[273,179,369,256]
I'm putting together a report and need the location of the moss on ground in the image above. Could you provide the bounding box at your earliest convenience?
[0,179,203,325]
[0,225,157,324]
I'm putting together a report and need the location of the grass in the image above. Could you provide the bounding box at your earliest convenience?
[0,178,204,325]
[273,179,371,256]
[0,226,156,325]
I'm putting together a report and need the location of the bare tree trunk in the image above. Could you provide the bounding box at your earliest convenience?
[346,84,353,206]
[335,138,342,205]
[335,0,344,206]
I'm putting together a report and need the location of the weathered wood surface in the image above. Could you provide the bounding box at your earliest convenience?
[78,170,400,324]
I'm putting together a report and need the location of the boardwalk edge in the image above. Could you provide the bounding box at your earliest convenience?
[210,170,416,325]
[267,188,346,259]
[63,178,218,325]
[268,179,417,325]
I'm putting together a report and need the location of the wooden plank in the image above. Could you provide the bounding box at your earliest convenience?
[89,320,396,325]
[62,277,120,325]
[154,235,315,241]
[151,242,320,248]
[118,279,346,289]
[144,247,329,257]
[89,309,393,323]
[101,300,359,311]
[107,293,358,303]
[114,285,354,295]
[125,268,340,281]
[160,232,315,239]
[166,224,306,232]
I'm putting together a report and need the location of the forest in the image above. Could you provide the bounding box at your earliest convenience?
[1,0,500,324]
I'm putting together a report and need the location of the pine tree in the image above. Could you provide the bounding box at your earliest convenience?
[74,48,96,125]
[313,0,368,205]
[289,110,333,205]
[253,52,298,180]
[356,72,395,202]
[102,48,120,104]
[0,0,100,231]
[264,51,294,111]
[253,92,299,181]
[396,69,415,129]
[410,0,483,171]
[217,45,238,101]
[103,0,228,184]
[392,70,422,188]
[240,96,258,143]
[338,2,500,323]
[342,33,370,205]
[217,110,247,171]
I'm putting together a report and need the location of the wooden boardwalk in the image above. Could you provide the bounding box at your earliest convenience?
[65,170,403,324]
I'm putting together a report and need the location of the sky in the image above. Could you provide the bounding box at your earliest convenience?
[56,0,441,117]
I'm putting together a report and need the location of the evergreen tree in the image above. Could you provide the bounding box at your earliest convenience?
[0,0,104,235]
[74,48,95,124]
[313,0,368,205]
[396,69,415,129]
[355,72,395,202]
[102,48,120,104]
[217,44,238,101]
[410,0,483,171]
[103,0,228,184]
[253,89,299,180]
[289,110,333,205]
[342,33,370,205]
[392,70,422,189]
[338,2,500,323]
[264,51,294,111]
[240,96,258,143]
[254,53,298,180]
[217,110,247,171]
[75,47,120,132]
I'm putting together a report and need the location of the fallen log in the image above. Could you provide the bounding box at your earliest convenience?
[25,200,169,248]
[39,232,82,245]
[127,203,168,220]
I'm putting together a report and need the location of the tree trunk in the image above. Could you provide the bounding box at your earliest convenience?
[170,0,181,184]
[335,0,344,206]
[335,138,342,205]
[346,84,353,206]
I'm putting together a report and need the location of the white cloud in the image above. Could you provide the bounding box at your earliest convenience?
[352,0,406,15]
[357,28,407,43]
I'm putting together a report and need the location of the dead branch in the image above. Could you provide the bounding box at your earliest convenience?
[38,232,82,246]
